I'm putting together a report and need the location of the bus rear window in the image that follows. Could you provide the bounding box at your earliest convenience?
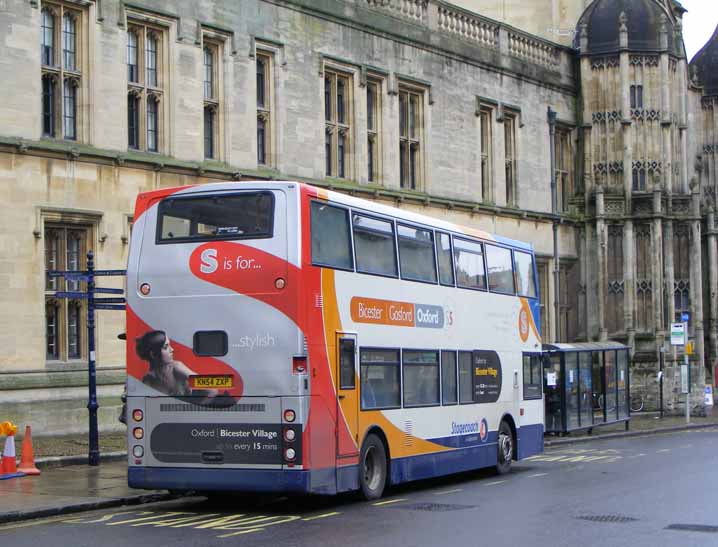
[157,192,274,243]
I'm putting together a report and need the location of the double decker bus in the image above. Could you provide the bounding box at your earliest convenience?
[125,181,544,499]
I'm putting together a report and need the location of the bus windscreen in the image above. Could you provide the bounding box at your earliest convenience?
[157,191,274,243]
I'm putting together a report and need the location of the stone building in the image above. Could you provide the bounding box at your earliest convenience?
[0,0,715,435]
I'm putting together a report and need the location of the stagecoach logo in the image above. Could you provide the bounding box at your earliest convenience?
[199,247,263,273]
[518,307,529,342]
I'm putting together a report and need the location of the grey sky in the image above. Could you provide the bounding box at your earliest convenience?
[680,0,718,61]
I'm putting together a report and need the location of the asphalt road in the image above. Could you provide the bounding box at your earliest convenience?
[2,428,718,547]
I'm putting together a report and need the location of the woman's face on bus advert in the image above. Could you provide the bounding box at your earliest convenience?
[160,339,174,364]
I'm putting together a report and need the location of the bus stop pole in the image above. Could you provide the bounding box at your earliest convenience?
[685,353,690,425]
[87,251,100,466]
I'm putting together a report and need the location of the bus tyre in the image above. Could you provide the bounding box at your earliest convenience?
[359,434,387,500]
[496,421,513,475]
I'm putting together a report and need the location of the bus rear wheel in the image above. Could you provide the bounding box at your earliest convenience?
[359,433,387,500]
[496,420,513,475]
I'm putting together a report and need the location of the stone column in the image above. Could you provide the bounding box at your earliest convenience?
[659,16,674,194]
[652,183,665,336]
[623,219,635,351]
[690,178,706,397]
[596,180,608,341]
[707,208,718,385]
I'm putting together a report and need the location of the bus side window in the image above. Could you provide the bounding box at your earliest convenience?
[514,250,537,298]
[397,224,437,283]
[453,238,486,290]
[441,350,458,405]
[360,348,400,409]
[311,201,353,270]
[485,244,515,294]
[437,232,455,286]
[458,351,474,403]
[353,214,398,278]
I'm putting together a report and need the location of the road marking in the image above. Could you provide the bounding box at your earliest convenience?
[302,512,340,521]
[628,453,646,458]
[214,515,301,538]
[529,473,548,478]
[0,515,76,531]
[62,511,135,525]
[106,512,189,526]
[435,488,463,495]
[217,527,264,538]
[657,449,671,453]
[485,480,508,486]
[133,513,221,527]
[373,498,408,506]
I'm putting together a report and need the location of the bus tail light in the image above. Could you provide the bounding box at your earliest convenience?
[132,427,144,440]
[132,409,143,422]
[292,356,307,375]
[283,427,296,442]
[139,283,151,296]
[284,447,296,461]
[275,277,286,289]
[283,409,296,422]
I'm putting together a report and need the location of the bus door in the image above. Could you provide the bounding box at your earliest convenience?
[335,333,359,460]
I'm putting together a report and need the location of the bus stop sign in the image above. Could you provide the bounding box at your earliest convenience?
[670,322,686,346]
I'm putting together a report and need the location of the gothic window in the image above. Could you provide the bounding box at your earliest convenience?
[45,225,90,362]
[126,21,166,152]
[673,224,690,322]
[555,126,573,212]
[635,224,653,331]
[559,262,578,342]
[479,107,493,202]
[256,51,273,166]
[632,168,647,191]
[537,260,550,341]
[202,38,223,160]
[40,3,84,141]
[399,86,424,190]
[630,85,643,109]
[367,79,382,183]
[325,69,352,179]
[504,113,517,206]
[606,225,624,334]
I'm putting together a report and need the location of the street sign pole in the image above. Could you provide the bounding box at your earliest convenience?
[87,251,100,466]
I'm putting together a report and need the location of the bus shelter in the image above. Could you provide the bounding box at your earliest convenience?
[542,342,631,435]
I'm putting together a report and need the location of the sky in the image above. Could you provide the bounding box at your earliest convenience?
[680,0,718,61]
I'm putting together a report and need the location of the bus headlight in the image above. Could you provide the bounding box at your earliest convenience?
[284,448,296,461]
[133,445,144,458]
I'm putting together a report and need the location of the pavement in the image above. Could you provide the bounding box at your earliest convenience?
[1,408,717,526]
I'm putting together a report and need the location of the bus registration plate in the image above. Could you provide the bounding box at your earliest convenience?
[190,375,233,389]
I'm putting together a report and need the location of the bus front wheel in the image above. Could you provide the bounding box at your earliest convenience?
[496,421,513,475]
[359,433,387,500]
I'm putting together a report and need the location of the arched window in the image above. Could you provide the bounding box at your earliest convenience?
[203,47,214,100]
[63,78,77,140]
[41,8,56,66]
[147,95,159,152]
[127,30,138,83]
[146,33,158,87]
[62,12,76,70]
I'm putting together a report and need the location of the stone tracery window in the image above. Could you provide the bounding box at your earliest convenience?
[606,224,624,334]
[399,85,424,190]
[325,69,352,179]
[635,224,653,331]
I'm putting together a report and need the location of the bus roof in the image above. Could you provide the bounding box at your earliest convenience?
[136,180,534,253]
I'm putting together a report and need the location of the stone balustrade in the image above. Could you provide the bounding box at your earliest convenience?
[363,0,566,73]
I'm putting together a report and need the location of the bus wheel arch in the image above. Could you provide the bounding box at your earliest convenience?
[358,427,389,500]
[496,414,517,475]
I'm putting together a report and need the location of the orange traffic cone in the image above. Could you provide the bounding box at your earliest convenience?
[18,426,40,476]
[0,429,25,480]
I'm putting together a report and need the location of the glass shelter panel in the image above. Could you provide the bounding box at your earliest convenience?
[592,352,604,423]
[579,352,593,427]
[545,354,562,432]
[564,353,580,430]
[617,350,628,419]
[604,351,617,420]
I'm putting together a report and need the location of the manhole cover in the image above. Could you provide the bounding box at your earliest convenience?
[397,503,476,512]
[576,515,638,523]
[666,524,718,533]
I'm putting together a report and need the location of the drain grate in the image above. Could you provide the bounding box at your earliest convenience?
[576,515,638,523]
[666,524,718,533]
[397,503,475,512]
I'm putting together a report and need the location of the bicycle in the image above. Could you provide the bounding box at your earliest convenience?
[629,393,644,412]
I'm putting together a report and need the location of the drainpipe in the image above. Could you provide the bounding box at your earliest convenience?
[548,107,559,342]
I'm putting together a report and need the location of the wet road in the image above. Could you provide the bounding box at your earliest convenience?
[2,427,718,547]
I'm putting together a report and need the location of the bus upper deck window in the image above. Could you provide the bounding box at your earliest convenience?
[157,192,274,243]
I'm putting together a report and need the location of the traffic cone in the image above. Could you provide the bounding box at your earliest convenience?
[0,428,25,480]
[17,425,40,476]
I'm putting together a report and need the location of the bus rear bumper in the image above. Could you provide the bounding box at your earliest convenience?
[128,466,312,494]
